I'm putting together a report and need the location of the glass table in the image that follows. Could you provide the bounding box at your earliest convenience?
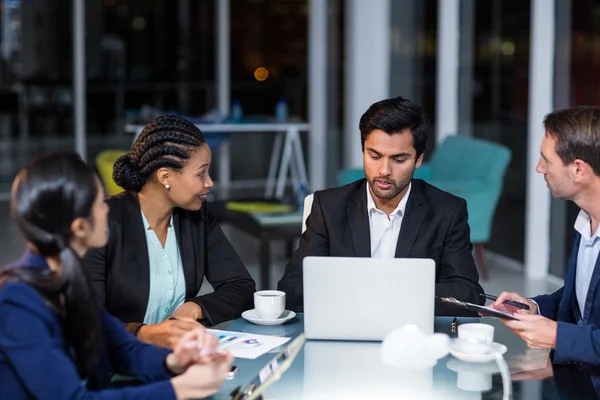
[213,315,600,399]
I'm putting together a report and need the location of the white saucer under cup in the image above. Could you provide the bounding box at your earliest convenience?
[449,339,508,363]
[242,309,297,326]
[254,290,286,320]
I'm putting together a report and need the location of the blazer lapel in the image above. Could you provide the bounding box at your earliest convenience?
[123,193,152,313]
[174,209,199,298]
[395,180,429,258]
[564,234,581,322]
[347,181,371,257]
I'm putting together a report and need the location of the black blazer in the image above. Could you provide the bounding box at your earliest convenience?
[277,179,484,316]
[84,192,255,333]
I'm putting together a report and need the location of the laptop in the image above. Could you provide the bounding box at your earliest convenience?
[303,256,435,340]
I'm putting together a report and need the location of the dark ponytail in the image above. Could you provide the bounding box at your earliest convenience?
[112,115,207,192]
[0,152,101,379]
[57,245,100,377]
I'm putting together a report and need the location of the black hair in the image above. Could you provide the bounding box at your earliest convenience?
[359,96,429,159]
[0,152,101,379]
[113,115,207,192]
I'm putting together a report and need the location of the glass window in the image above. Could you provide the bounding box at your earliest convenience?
[458,0,531,262]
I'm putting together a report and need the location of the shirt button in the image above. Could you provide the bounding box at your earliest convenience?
[163,254,168,260]
[165,307,169,313]
[168,289,173,294]
[168,270,173,275]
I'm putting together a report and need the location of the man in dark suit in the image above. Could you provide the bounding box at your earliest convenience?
[277,96,484,315]
[491,107,600,374]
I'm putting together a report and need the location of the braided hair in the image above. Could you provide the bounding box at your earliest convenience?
[113,115,207,192]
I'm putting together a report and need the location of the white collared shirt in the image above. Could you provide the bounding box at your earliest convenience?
[366,182,411,258]
[574,210,600,317]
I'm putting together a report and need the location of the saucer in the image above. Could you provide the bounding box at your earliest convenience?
[241,309,296,326]
[240,321,299,337]
[449,339,507,363]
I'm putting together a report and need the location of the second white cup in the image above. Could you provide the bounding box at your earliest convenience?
[254,290,286,320]
[458,323,494,344]
[457,323,495,355]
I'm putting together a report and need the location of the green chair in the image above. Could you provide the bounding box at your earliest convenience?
[415,136,511,280]
[96,150,128,196]
[337,169,365,186]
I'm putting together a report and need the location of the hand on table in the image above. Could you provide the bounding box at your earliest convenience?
[166,327,221,375]
[170,350,233,400]
[170,302,204,321]
[138,317,203,349]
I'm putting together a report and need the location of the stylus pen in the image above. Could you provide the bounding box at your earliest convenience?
[480,293,530,310]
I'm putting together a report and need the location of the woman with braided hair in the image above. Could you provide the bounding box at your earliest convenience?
[84,115,255,349]
[0,152,234,399]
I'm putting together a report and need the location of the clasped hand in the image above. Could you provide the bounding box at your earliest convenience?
[167,327,234,400]
[166,327,229,375]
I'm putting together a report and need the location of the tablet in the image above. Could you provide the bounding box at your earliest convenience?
[436,296,519,320]
[231,333,306,400]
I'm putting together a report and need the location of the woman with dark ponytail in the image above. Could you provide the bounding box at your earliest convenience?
[0,152,233,399]
[84,115,255,349]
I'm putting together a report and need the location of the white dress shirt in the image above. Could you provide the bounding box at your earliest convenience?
[366,182,411,258]
[141,211,186,324]
[574,210,600,317]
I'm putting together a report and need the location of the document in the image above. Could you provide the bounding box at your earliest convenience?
[208,329,291,359]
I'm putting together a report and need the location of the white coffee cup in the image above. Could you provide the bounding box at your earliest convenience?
[254,290,285,320]
[458,323,494,343]
[457,323,494,355]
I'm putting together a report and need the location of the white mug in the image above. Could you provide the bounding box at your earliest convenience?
[254,290,285,320]
[457,323,495,355]
[458,323,494,344]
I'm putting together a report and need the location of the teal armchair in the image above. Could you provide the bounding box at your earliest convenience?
[337,169,365,186]
[415,136,511,280]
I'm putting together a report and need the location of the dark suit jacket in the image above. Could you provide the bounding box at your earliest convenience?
[0,251,175,399]
[552,365,600,399]
[533,233,600,371]
[277,179,484,315]
[84,192,255,333]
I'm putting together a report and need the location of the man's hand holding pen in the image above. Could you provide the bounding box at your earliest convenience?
[487,292,538,315]
[487,291,557,350]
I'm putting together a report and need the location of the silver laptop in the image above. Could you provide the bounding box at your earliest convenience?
[303,256,435,340]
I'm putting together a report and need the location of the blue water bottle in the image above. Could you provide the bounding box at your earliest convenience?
[297,183,307,213]
[231,100,243,122]
[275,98,288,123]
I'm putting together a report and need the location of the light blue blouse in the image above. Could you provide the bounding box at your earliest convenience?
[140,211,186,324]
